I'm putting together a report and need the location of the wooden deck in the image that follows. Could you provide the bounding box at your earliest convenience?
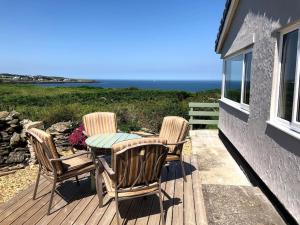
[0,155,207,225]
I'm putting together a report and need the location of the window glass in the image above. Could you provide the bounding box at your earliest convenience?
[224,55,243,102]
[297,87,300,122]
[278,30,298,121]
[243,52,252,105]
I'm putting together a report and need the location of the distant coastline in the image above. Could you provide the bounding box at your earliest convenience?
[0,73,96,84]
[37,79,221,92]
[0,73,222,92]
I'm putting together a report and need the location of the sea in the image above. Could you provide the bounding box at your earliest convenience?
[37,79,222,93]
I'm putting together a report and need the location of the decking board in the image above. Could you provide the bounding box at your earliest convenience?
[0,155,204,225]
[183,155,196,225]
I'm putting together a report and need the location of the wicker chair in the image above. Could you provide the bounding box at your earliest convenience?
[95,138,168,225]
[83,112,117,137]
[159,116,189,181]
[26,128,95,215]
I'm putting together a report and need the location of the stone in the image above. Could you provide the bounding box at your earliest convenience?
[0,156,6,164]
[9,124,19,128]
[13,147,28,152]
[10,110,20,119]
[23,121,44,131]
[10,132,21,146]
[0,131,10,141]
[46,121,74,152]
[5,126,15,134]
[20,119,32,126]
[3,110,20,121]
[7,119,19,125]
[0,111,9,120]
[46,121,74,134]
[5,151,26,164]
[0,149,9,156]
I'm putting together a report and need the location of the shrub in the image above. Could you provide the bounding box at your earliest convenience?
[68,124,87,149]
[41,104,79,127]
[0,84,221,132]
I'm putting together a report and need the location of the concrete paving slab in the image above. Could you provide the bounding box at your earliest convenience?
[202,184,287,225]
[190,130,251,186]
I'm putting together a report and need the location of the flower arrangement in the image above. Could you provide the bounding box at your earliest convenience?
[68,124,87,150]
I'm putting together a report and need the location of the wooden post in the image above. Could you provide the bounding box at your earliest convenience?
[190,107,193,130]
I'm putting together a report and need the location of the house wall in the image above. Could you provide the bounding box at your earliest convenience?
[218,0,300,222]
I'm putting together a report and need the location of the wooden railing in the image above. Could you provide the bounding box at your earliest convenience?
[188,102,219,130]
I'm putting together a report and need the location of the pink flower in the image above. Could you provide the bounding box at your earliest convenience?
[68,124,87,149]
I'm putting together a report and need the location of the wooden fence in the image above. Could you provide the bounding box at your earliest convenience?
[188,102,219,130]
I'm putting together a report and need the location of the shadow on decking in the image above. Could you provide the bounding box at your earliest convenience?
[163,161,196,182]
[0,157,198,225]
[33,161,195,215]
[35,176,96,213]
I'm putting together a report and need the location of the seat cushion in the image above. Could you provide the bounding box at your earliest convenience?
[62,154,94,172]
[60,154,95,180]
[59,163,95,180]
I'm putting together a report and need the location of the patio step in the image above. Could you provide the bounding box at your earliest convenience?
[190,130,287,225]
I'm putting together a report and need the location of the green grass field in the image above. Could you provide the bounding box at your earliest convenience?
[0,84,220,132]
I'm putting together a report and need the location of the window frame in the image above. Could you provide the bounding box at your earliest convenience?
[273,24,300,133]
[222,48,253,111]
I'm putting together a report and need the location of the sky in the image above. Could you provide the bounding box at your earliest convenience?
[0,0,225,80]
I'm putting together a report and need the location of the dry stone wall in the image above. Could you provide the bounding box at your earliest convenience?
[0,111,75,166]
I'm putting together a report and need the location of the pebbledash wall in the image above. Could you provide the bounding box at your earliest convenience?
[217,0,300,223]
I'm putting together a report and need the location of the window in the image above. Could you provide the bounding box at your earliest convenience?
[243,52,252,105]
[273,26,300,133]
[223,49,253,110]
[224,55,243,102]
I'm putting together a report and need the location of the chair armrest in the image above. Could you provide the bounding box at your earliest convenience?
[130,131,159,138]
[142,134,158,138]
[50,151,92,162]
[97,157,115,179]
[166,140,188,146]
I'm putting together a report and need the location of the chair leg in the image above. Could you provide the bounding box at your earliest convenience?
[71,147,76,154]
[33,166,41,200]
[158,186,165,225]
[95,168,103,207]
[166,164,170,172]
[48,178,57,215]
[180,158,187,182]
[115,191,121,225]
[75,176,80,185]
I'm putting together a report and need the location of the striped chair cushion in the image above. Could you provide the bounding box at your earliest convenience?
[60,154,95,180]
[83,112,117,136]
[159,116,189,154]
[29,128,64,175]
[111,138,168,189]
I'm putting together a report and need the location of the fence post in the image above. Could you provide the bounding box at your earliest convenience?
[189,106,193,130]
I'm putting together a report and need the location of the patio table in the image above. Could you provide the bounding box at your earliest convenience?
[86,132,142,150]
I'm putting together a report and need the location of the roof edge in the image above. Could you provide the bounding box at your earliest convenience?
[215,0,240,54]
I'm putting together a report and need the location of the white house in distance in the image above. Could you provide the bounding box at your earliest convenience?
[215,0,300,223]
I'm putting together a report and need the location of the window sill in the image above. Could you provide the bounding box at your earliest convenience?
[220,98,250,115]
[266,120,300,141]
